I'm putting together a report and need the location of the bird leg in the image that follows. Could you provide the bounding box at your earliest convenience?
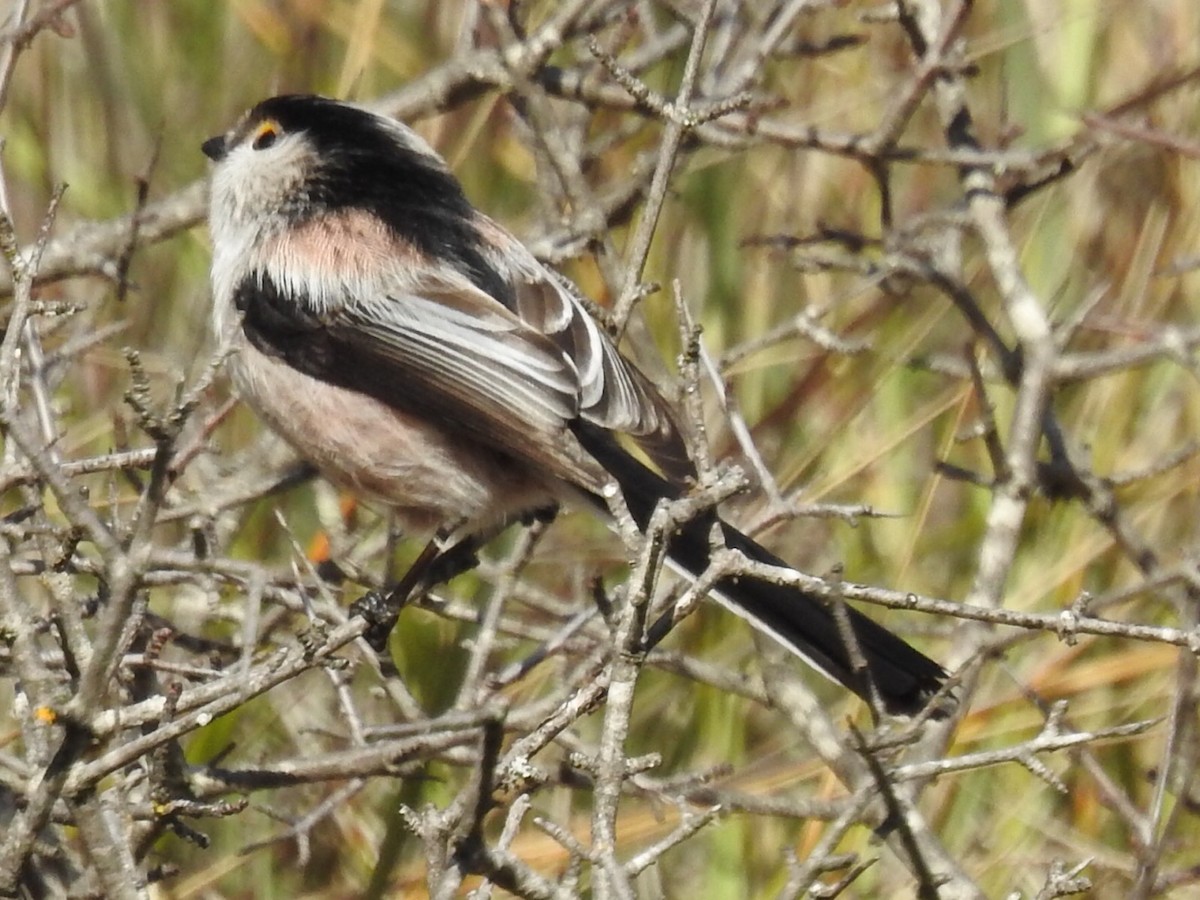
[350,528,482,651]
[350,504,558,652]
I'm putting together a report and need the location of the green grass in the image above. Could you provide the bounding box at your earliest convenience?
[4,1,1200,897]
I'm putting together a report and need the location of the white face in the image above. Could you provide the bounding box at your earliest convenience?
[206,117,317,335]
[203,98,473,337]
[207,119,316,245]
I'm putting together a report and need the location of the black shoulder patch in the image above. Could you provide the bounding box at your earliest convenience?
[233,273,337,375]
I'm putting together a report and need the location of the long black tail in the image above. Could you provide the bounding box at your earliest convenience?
[574,423,948,717]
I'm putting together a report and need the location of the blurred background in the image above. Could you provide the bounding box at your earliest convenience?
[2,1,1200,897]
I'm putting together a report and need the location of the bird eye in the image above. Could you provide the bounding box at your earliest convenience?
[252,121,280,150]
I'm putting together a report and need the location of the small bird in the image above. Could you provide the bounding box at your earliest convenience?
[202,94,948,716]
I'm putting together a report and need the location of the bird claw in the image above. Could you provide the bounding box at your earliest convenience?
[350,589,406,651]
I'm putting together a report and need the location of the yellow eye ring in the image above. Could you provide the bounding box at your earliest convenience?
[252,120,280,150]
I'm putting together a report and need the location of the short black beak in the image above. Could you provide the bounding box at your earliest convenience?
[201,135,227,162]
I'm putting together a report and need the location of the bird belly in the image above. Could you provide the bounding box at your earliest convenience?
[227,340,555,534]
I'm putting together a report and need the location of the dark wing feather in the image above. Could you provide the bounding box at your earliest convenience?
[479,233,692,481]
[234,269,609,490]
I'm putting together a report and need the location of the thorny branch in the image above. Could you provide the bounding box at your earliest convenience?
[2,1,1199,897]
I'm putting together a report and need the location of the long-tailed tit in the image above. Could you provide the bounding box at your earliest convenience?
[202,95,948,716]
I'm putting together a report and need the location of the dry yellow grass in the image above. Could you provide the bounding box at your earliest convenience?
[3,1,1200,897]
